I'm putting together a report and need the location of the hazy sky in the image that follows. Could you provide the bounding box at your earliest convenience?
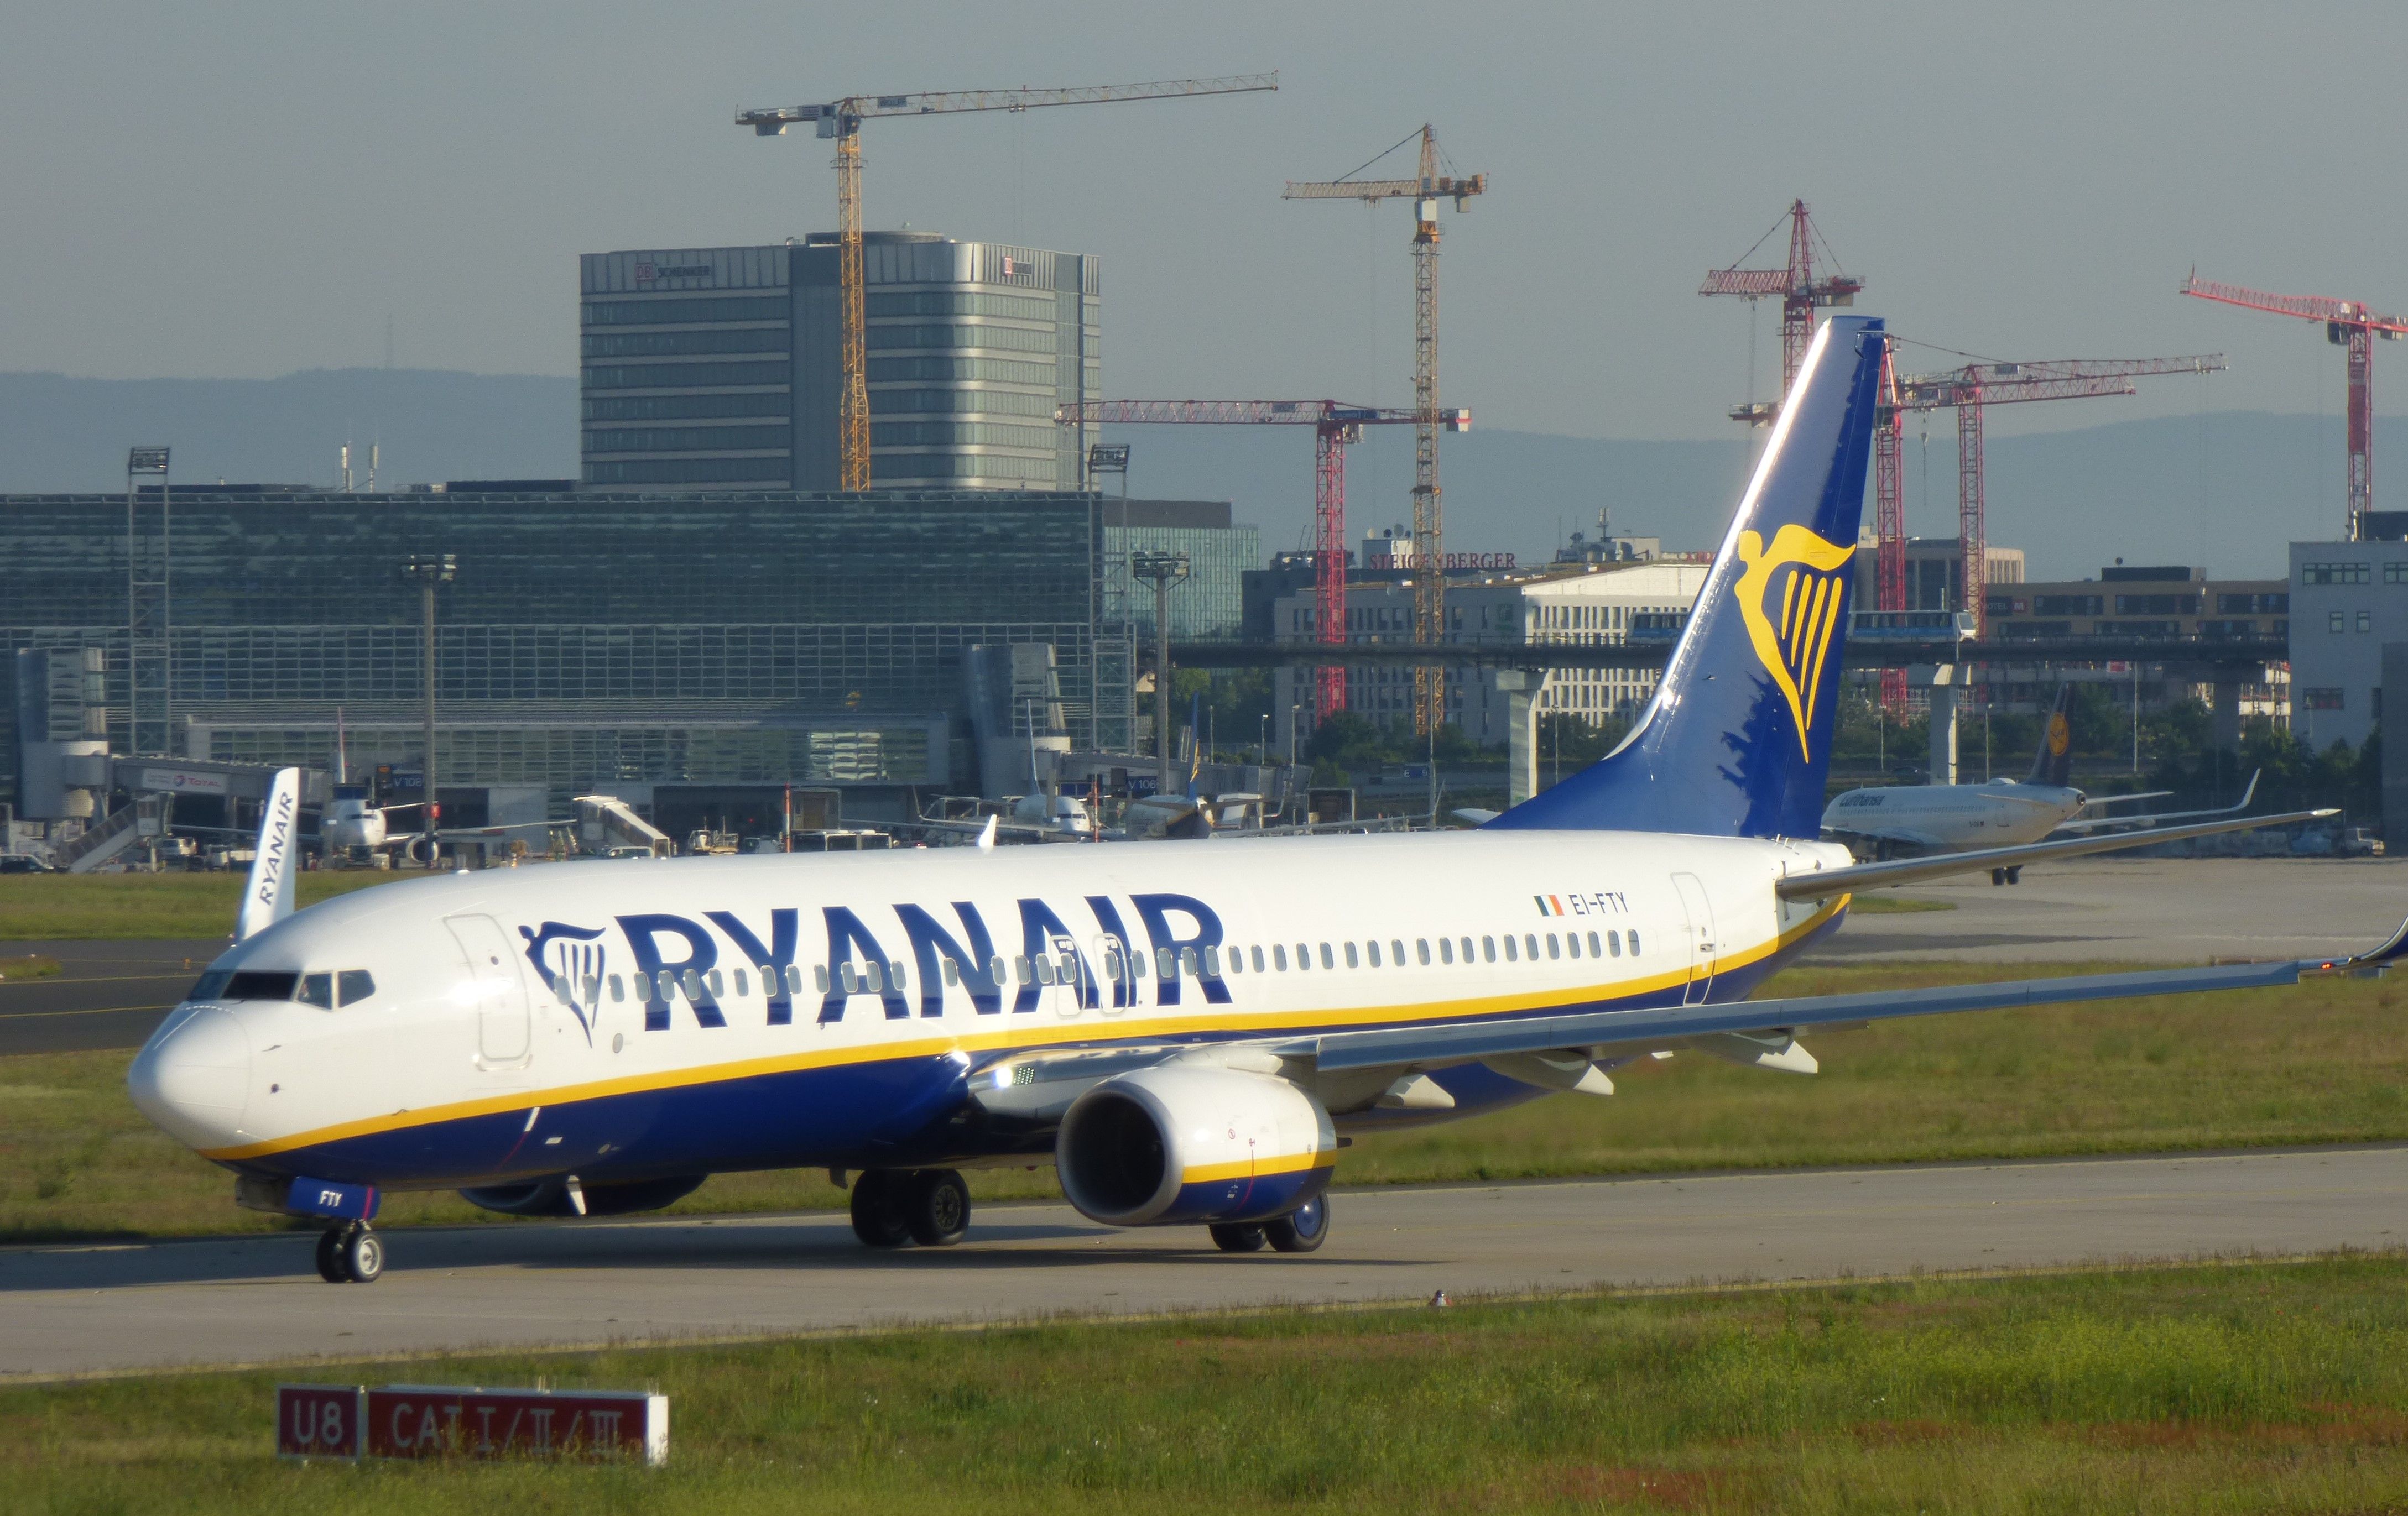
[4,2,2402,441]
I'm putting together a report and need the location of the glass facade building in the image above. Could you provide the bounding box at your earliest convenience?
[581,234,1099,493]
[0,488,1113,819]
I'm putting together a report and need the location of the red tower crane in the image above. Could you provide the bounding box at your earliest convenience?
[2181,273,2407,541]
[1058,400,1469,718]
[1700,200,1864,422]
[1873,354,2225,665]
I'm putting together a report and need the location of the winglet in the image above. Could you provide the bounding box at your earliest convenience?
[976,814,998,853]
[235,767,302,942]
[2307,913,2408,975]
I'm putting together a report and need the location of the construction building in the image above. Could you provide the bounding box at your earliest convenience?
[0,486,1129,838]
[581,233,1099,493]
[1268,558,1713,752]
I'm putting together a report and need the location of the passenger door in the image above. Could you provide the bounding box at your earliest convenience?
[446,913,531,1067]
[1670,873,1717,1006]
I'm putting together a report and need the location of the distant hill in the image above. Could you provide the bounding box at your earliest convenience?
[0,368,2387,581]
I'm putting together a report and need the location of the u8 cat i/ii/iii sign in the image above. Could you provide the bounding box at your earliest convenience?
[277,1383,668,1465]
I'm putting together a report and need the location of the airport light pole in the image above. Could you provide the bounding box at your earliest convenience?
[1089,442,1135,755]
[402,553,456,868]
[1130,550,1189,798]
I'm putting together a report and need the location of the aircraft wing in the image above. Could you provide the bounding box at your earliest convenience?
[2053,772,2260,835]
[1820,823,1955,850]
[1780,804,2328,900]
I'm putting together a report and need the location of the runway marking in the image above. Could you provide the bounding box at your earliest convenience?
[0,1002,175,1021]
[0,974,196,989]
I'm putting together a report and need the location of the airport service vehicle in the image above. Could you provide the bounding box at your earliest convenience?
[1821,685,2261,878]
[126,318,2371,1285]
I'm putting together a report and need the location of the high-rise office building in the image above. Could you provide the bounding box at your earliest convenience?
[581,233,1098,492]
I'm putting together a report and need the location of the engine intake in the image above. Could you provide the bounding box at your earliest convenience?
[1056,1064,1334,1227]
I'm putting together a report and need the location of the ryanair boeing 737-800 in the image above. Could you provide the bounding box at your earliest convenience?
[125,318,2376,1284]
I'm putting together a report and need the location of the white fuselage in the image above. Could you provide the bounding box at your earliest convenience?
[130,829,1854,1185]
[1821,781,2084,854]
[320,798,390,853]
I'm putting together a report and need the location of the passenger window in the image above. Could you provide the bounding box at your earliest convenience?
[297,972,335,1009]
[1366,941,1381,968]
[1566,933,1581,960]
[733,969,750,997]
[1588,932,1603,958]
[607,973,624,1002]
[814,964,831,992]
[1417,938,1432,966]
[1547,933,1560,960]
[1607,930,1622,958]
[1296,944,1311,971]
[889,961,906,991]
[1525,934,1540,960]
[682,969,705,1000]
[943,959,961,987]
[784,965,804,995]
[1628,930,1642,956]
[1252,945,1266,973]
[1274,944,1289,971]
[1483,936,1498,963]
[1014,955,1035,985]
[656,971,677,1000]
[1503,936,1518,963]
[1392,939,1406,965]
[1319,943,1335,970]
[1035,956,1057,986]
[1460,937,1474,962]
[337,969,376,1006]
[1346,942,1361,969]
[1223,946,1241,975]
[863,963,886,994]
[989,956,1010,987]
[1202,945,1222,976]
[1179,947,1200,977]
[1440,938,1455,965]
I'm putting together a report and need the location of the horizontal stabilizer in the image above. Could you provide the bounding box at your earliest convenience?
[1777,807,2332,900]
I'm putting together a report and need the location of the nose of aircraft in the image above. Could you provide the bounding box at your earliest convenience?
[127,1008,252,1149]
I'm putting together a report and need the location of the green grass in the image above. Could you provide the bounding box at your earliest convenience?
[0,955,61,981]
[1839,893,1957,914]
[10,1258,2408,1511]
[0,870,425,941]
[8,961,2407,1243]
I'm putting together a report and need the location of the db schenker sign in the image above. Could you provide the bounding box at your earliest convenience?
[278,1383,668,1465]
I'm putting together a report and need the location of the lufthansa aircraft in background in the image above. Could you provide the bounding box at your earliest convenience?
[126,318,2374,1285]
[1821,685,2261,880]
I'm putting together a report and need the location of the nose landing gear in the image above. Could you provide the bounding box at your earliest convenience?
[315,1223,384,1284]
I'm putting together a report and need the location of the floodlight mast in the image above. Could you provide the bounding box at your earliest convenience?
[736,74,1278,492]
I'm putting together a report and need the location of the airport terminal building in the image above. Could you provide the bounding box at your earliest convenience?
[581,233,1099,493]
[0,487,1122,834]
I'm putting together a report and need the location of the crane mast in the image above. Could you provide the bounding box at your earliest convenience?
[1285,127,1486,734]
[738,74,1278,491]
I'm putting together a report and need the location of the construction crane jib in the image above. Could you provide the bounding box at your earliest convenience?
[2181,273,2406,542]
[1285,127,1486,735]
[737,74,1278,492]
[1057,400,1468,720]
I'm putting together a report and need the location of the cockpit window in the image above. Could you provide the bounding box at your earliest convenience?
[223,970,299,1001]
[199,968,376,1007]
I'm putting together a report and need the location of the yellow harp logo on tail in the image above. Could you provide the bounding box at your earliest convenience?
[1734,524,1856,761]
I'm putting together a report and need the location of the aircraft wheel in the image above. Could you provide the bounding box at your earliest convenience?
[314,1227,347,1283]
[1264,1196,1330,1254]
[1990,867,2008,886]
[340,1226,384,1284]
[2006,866,2023,885]
[848,1170,914,1248]
[1208,1222,1267,1253]
[905,1169,970,1247]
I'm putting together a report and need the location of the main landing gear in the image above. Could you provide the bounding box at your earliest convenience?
[314,1222,384,1284]
[1990,866,2023,887]
[848,1169,971,1248]
[1210,1195,1331,1254]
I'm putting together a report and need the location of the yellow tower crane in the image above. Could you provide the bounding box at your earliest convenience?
[1285,126,1484,734]
[738,74,1278,491]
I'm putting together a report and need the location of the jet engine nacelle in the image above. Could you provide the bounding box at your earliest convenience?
[458,1173,706,1217]
[1055,1064,1335,1227]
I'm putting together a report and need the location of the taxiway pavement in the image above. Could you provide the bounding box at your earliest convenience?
[6,1146,2402,1381]
[0,939,217,1057]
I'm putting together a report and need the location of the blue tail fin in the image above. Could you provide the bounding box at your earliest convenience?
[1489,315,1884,838]
[2025,684,2073,787]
